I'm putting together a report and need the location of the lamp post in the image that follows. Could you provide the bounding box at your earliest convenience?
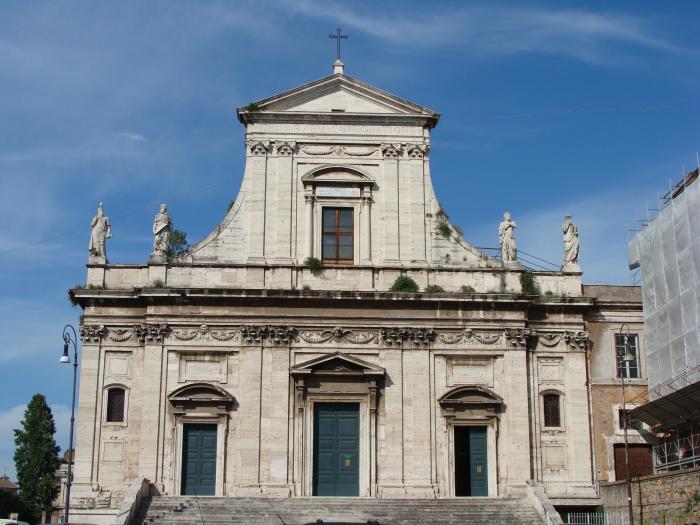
[60,324,79,524]
[618,324,635,525]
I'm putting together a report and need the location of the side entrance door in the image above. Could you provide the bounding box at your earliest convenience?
[454,426,488,496]
[313,403,359,496]
[181,423,217,496]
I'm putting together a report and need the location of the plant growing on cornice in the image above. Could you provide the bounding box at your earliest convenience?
[390,275,419,293]
[520,271,540,295]
[460,285,476,294]
[152,279,165,288]
[227,201,234,212]
[425,284,445,293]
[437,221,452,239]
[243,102,261,111]
[167,230,189,262]
[304,256,324,276]
[453,225,464,239]
[67,284,85,307]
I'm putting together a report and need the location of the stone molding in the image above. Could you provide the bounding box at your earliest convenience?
[436,328,502,345]
[380,143,402,159]
[505,328,531,349]
[94,324,588,351]
[405,143,429,159]
[298,327,378,344]
[136,323,169,344]
[80,324,106,344]
[298,144,378,157]
[171,325,240,342]
[534,330,590,351]
[247,140,271,155]
[241,325,298,345]
[274,141,297,156]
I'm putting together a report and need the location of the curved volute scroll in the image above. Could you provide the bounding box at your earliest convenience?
[439,385,503,420]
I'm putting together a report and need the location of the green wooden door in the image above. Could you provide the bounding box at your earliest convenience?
[454,426,488,496]
[468,426,488,496]
[313,403,359,496]
[181,424,217,496]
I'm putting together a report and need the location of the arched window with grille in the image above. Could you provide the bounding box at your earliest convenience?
[542,392,561,428]
[106,387,126,423]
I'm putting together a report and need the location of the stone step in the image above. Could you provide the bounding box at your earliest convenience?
[137,496,545,525]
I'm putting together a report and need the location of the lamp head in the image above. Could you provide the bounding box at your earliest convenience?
[60,342,70,364]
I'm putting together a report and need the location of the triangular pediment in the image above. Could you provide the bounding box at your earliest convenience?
[238,74,439,127]
[291,352,385,377]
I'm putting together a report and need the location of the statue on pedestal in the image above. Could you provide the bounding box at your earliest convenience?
[498,212,518,263]
[151,204,172,261]
[562,215,580,270]
[89,202,111,262]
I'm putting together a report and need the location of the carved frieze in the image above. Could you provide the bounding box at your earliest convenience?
[298,144,378,157]
[380,327,436,346]
[405,144,429,159]
[505,328,531,349]
[74,490,111,509]
[267,325,298,345]
[80,324,105,344]
[106,327,135,343]
[436,329,502,345]
[381,143,402,159]
[241,325,267,344]
[564,331,590,351]
[274,141,296,156]
[171,325,240,342]
[136,323,169,344]
[536,332,563,347]
[298,327,378,345]
[248,140,271,155]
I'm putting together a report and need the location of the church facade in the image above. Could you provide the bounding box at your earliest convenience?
[69,61,638,523]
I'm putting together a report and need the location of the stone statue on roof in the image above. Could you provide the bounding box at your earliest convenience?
[89,202,111,262]
[562,215,580,271]
[499,212,517,263]
[151,203,172,261]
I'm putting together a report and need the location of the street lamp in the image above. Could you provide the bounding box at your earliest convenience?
[618,324,635,525]
[60,324,79,523]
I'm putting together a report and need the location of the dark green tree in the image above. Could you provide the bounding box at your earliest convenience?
[13,394,61,520]
[167,229,189,261]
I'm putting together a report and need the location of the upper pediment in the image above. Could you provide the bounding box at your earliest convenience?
[237,74,440,128]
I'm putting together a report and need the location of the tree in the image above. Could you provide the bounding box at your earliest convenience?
[167,229,189,261]
[14,394,61,520]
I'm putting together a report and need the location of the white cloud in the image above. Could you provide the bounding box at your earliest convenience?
[0,403,70,481]
[282,1,685,64]
[116,131,146,142]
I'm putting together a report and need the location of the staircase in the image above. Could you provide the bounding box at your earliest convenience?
[137,496,545,525]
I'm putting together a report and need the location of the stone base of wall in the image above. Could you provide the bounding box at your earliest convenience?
[600,467,700,525]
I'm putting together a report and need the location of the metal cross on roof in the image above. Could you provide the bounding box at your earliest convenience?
[329,27,349,61]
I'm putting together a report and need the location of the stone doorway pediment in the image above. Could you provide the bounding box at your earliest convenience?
[439,386,503,412]
[291,352,385,379]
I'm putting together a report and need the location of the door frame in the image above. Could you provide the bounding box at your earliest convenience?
[447,421,498,497]
[174,416,227,496]
[302,394,372,497]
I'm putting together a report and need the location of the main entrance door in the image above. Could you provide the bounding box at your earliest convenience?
[181,423,217,496]
[313,403,359,496]
[454,426,488,496]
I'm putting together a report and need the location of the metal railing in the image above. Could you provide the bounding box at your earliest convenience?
[654,429,700,471]
[566,512,628,525]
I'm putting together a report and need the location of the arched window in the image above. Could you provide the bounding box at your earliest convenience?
[543,393,561,427]
[106,388,126,422]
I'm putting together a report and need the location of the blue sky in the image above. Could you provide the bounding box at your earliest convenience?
[1,0,699,479]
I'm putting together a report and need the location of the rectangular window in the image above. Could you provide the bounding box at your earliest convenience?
[322,207,353,264]
[543,393,561,427]
[615,334,639,379]
[106,388,125,423]
[618,409,643,431]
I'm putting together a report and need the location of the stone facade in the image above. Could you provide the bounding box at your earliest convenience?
[68,64,642,523]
